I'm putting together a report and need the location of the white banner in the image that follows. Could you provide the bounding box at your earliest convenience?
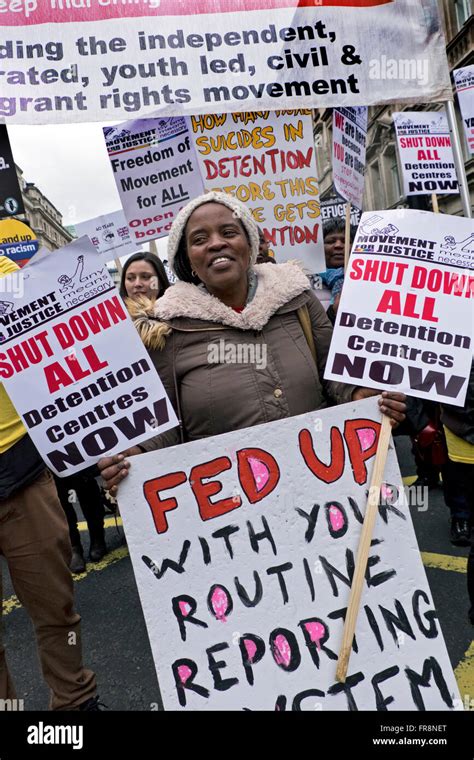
[324,210,474,406]
[104,118,204,244]
[454,66,474,156]
[191,109,325,271]
[393,110,459,196]
[0,1,451,124]
[332,107,367,209]
[117,397,460,711]
[0,238,178,475]
[73,210,138,261]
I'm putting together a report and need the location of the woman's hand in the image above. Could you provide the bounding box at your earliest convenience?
[98,446,142,496]
[352,388,406,427]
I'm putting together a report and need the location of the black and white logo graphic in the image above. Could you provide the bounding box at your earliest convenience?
[57,255,86,293]
[440,233,474,253]
[4,197,19,215]
[360,215,400,236]
[0,300,14,315]
[102,229,116,244]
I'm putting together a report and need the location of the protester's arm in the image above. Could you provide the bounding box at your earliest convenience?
[97,447,141,495]
[135,334,182,452]
[306,289,355,405]
[351,387,406,426]
[305,290,406,425]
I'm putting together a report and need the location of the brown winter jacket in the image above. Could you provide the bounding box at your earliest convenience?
[129,261,354,451]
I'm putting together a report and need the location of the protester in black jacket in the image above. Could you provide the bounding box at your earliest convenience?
[441,361,474,623]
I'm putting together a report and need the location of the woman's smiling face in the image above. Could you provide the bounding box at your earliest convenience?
[184,203,251,294]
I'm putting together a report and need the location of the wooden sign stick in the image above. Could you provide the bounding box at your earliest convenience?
[114,257,123,275]
[344,201,351,269]
[336,413,392,683]
[431,193,439,214]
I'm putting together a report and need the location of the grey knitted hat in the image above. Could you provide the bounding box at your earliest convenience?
[167,191,259,276]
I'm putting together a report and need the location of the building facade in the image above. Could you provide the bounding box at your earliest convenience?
[314,0,473,217]
[15,165,73,251]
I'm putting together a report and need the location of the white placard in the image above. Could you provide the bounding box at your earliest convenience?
[393,111,459,196]
[191,110,325,271]
[104,118,204,244]
[118,397,460,711]
[454,66,474,156]
[324,210,474,406]
[332,107,367,210]
[0,238,178,475]
[74,210,138,261]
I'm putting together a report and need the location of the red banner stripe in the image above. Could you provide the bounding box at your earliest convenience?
[1,0,394,26]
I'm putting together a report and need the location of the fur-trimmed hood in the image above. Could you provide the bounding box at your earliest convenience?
[127,261,311,349]
[126,296,171,351]
[156,261,310,328]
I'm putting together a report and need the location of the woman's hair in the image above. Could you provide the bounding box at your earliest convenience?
[173,234,200,285]
[323,217,358,243]
[173,203,252,285]
[119,251,171,299]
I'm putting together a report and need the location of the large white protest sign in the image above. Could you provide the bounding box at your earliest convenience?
[118,397,460,711]
[324,210,474,406]
[393,111,459,196]
[0,238,178,476]
[454,66,474,156]
[333,107,367,210]
[104,118,204,244]
[73,210,138,261]
[0,2,451,124]
[191,110,325,271]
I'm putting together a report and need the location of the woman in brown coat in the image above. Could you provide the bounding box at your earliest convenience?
[100,192,405,492]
